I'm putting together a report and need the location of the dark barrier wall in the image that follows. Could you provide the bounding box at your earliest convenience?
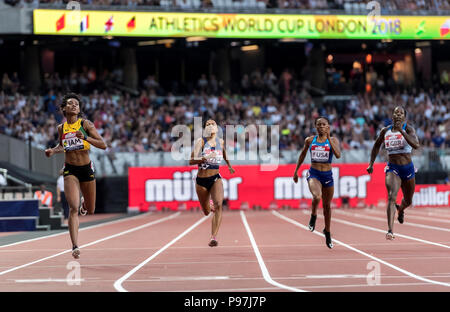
[0,200,39,231]
[95,177,128,213]
[416,171,448,184]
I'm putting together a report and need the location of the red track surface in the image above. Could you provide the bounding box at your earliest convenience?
[0,207,449,292]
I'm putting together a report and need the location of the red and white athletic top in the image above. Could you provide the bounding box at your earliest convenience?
[384,123,412,155]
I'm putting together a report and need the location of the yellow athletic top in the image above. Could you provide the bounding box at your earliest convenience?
[61,119,90,152]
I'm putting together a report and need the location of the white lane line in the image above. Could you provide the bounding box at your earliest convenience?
[331,214,450,250]
[0,212,181,277]
[114,215,210,292]
[301,210,450,249]
[130,276,230,282]
[165,282,439,292]
[334,210,450,233]
[305,274,368,279]
[363,209,450,224]
[0,212,152,249]
[273,211,450,288]
[14,278,85,283]
[240,211,306,292]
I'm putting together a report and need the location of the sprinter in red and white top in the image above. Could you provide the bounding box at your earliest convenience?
[367,106,420,240]
[189,119,235,247]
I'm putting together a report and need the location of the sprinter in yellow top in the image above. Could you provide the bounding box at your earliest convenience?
[45,93,106,259]
[61,118,91,152]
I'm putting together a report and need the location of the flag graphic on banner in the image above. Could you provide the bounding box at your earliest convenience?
[80,15,89,33]
[441,19,450,37]
[127,16,136,32]
[56,14,65,32]
[105,16,114,32]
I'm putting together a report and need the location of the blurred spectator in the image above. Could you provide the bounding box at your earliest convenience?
[0,66,449,154]
[56,169,69,220]
[34,184,53,208]
[2,0,448,10]
[0,173,7,186]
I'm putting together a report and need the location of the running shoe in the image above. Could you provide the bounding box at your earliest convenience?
[386,231,395,240]
[79,196,87,216]
[395,204,404,224]
[322,229,333,249]
[210,199,215,213]
[208,238,218,247]
[72,246,80,259]
[308,214,317,232]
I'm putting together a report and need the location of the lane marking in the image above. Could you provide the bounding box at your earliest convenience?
[14,278,85,283]
[2,255,450,271]
[305,274,368,279]
[114,215,209,292]
[334,210,450,232]
[363,209,450,224]
[302,210,450,249]
[273,211,450,288]
[162,282,440,292]
[331,214,450,249]
[131,276,230,282]
[0,212,181,277]
[240,211,306,292]
[0,212,152,249]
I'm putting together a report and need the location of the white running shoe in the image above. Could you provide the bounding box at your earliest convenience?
[79,196,87,216]
[72,247,80,259]
[386,231,395,240]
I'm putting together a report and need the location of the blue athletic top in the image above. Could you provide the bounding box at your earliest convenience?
[199,137,223,170]
[309,136,333,164]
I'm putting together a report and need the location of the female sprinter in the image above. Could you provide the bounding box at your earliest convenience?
[367,106,419,240]
[293,116,341,249]
[189,119,235,247]
[45,93,106,258]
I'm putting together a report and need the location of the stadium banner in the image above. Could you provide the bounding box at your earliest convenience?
[128,164,450,212]
[33,10,450,40]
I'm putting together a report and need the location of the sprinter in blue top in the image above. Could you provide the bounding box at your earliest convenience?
[293,116,341,249]
[367,106,420,240]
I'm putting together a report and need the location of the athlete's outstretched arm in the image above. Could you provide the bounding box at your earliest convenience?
[400,125,420,150]
[221,139,235,174]
[189,138,207,165]
[293,136,313,183]
[45,125,64,157]
[367,127,388,174]
[80,120,107,150]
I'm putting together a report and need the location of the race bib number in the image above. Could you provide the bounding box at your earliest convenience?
[63,132,84,151]
[385,134,404,150]
[311,145,330,162]
[203,149,223,164]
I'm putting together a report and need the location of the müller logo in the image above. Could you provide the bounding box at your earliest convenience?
[413,187,450,206]
[145,170,242,202]
[274,168,371,199]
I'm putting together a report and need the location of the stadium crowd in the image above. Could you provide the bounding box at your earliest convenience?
[1,66,449,154]
[3,0,449,11]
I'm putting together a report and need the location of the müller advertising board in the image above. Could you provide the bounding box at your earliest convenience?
[128,164,450,211]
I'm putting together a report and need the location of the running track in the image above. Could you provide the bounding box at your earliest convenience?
[0,207,449,292]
